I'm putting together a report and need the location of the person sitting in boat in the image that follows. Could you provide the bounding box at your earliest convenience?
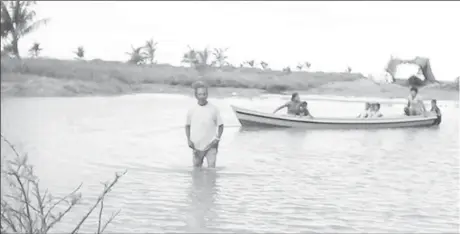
[404,87,426,116]
[369,103,383,118]
[273,92,301,115]
[297,101,314,118]
[430,99,442,125]
[357,102,371,118]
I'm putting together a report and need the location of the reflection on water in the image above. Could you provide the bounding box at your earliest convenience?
[0,94,458,233]
[186,169,219,232]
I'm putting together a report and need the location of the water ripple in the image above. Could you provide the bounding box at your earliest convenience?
[1,95,458,233]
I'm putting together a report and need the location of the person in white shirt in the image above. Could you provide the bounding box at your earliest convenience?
[185,81,224,168]
[404,87,426,116]
[369,103,383,118]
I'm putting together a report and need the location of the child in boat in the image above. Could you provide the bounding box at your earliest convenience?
[357,102,371,118]
[430,99,442,125]
[297,101,313,118]
[369,103,383,118]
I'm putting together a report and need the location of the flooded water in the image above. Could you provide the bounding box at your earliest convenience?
[1,93,459,233]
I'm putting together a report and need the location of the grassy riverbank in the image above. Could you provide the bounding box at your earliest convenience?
[1,57,458,100]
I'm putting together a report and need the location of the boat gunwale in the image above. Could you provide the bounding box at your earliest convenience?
[231,105,437,125]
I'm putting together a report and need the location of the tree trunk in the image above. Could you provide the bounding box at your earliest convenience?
[11,35,20,59]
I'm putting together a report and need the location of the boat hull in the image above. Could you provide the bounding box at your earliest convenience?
[232,105,439,129]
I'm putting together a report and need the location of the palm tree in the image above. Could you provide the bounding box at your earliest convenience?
[74,46,84,59]
[296,62,311,71]
[296,63,304,71]
[211,47,229,67]
[181,46,211,68]
[126,45,145,65]
[196,48,211,66]
[1,1,49,58]
[28,41,41,57]
[283,66,292,74]
[142,38,158,65]
[181,46,198,67]
[243,60,255,68]
[260,61,269,70]
[346,66,352,73]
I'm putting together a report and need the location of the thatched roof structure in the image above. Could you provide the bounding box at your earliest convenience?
[385,56,437,83]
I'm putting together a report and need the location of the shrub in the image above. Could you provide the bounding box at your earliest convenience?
[0,134,126,234]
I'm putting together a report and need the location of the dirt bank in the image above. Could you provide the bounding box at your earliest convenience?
[1,57,458,100]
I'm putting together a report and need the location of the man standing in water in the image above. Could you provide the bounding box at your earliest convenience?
[185,81,224,168]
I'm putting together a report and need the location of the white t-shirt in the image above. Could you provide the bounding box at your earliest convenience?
[186,103,223,151]
[369,111,383,118]
[407,94,425,114]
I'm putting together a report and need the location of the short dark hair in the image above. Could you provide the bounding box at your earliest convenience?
[291,92,299,101]
[192,81,208,93]
[431,99,437,103]
[410,87,418,93]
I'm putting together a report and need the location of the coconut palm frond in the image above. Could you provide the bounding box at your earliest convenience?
[0,0,48,58]
[28,41,41,57]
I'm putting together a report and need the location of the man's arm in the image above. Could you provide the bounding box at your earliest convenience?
[185,110,194,149]
[185,125,191,141]
[273,103,288,113]
[185,109,191,138]
[214,107,224,140]
[215,108,224,140]
[216,124,224,139]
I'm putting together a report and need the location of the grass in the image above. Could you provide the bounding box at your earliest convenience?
[1,57,458,100]
[1,57,363,92]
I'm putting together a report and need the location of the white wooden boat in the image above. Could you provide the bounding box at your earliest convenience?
[231,105,440,129]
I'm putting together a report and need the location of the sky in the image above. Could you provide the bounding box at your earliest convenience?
[18,1,460,81]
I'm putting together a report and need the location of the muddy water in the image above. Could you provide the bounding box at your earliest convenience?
[1,94,458,233]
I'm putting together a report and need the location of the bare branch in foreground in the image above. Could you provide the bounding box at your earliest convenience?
[1,134,127,233]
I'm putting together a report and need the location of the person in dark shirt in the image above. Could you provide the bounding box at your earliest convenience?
[297,101,313,118]
[430,99,442,125]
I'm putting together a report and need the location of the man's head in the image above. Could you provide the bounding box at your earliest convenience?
[192,81,209,105]
[431,99,437,106]
[410,87,418,97]
[375,103,381,111]
[291,92,300,102]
